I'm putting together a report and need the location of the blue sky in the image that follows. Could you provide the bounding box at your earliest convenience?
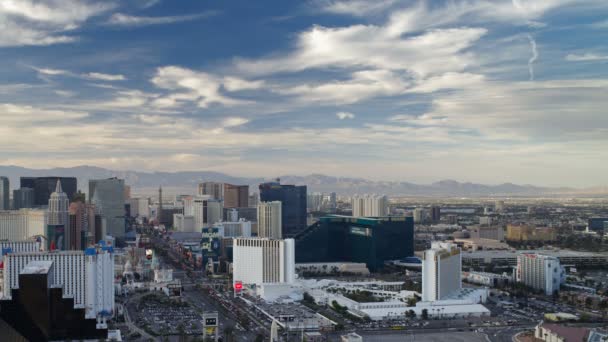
[1,0,608,187]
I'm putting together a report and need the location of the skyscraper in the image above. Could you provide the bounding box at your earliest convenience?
[69,202,97,250]
[232,238,295,290]
[430,205,441,223]
[257,201,282,239]
[224,184,249,208]
[12,187,34,209]
[422,242,462,302]
[0,177,9,210]
[89,178,125,241]
[259,181,307,237]
[351,195,388,217]
[198,182,224,200]
[183,196,223,229]
[47,181,70,250]
[158,186,163,224]
[20,177,77,206]
[516,254,565,296]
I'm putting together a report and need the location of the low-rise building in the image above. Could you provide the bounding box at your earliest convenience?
[462,271,510,287]
[506,224,556,242]
[535,322,590,342]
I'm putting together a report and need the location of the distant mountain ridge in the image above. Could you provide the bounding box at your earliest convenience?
[0,165,600,197]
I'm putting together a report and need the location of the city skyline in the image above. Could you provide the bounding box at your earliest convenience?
[1,0,608,187]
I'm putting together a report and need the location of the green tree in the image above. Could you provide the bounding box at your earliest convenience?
[421,308,429,320]
[407,297,417,307]
[254,334,265,342]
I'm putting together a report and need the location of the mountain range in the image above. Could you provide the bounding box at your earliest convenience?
[0,165,604,197]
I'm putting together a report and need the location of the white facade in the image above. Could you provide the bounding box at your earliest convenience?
[463,271,510,287]
[218,219,252,238]
[233,238,295,289]
[127,197,150,218]
[257,201,282,239]
[0,209,47,241]
[422,242,462,302]
[0,240,42,262]
[413,208,425,223]
[183,196,223,229]
[3,247,114,326]
[516,253,565,295]
[173,214,196,232]
[154,268,173,283]
[352,195,388,217]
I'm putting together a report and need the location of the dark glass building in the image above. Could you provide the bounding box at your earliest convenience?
[588,218,608,233]
[0,261,107,341]
[295,215,414,272]
[20,177,78,206]
[259,181,307,237]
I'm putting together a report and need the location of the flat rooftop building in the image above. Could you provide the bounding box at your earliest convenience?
[462,249,608,267]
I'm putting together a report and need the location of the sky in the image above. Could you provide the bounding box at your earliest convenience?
[0,0,608,187]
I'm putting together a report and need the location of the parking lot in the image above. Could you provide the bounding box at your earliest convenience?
[130,293,204,337]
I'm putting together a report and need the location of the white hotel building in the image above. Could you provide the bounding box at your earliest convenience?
[422,242,462,302]
[0,209,47,241]
[516,253,565,295]
[351,195,388,217]
[233,238,295,290]
[257,201,282,239]
[2,246,115,328]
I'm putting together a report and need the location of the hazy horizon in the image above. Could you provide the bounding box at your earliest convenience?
[2,164,607,190]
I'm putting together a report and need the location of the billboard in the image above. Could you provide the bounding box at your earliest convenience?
[46,224,66,251]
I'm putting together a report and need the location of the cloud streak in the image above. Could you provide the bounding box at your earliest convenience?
[527,34,538,81]
[107,12,216,27]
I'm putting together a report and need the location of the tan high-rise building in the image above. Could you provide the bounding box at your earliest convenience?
[224,184,249,208]
[257,201,282,239]
[69,202,97,250]
[198,182,224,200]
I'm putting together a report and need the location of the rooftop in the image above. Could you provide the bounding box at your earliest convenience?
[462,249,608,259]
[21,260,53,274]
[539,323,590,341]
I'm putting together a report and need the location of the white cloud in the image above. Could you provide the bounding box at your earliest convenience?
[336,111,355,120]
[30,66,127,82]
[565,53,608,61]
[222,117,249,127]
[409,72,485,93]
[318,0,396,16]
[0,103,88,123]
[274,69,408,104]
[222,77,265,91]
[0,0,115,47]
[151,66,257,108]
[85,72,127,81]
[236,25,486,77]
[526,34,538,81]
[591,19,608,29]
[107,12,214,27]
[34,67,69,76]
